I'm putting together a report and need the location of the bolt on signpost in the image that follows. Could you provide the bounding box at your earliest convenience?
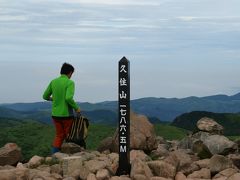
[116,57,131,175]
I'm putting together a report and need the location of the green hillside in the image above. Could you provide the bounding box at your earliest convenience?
[0,117,116,160]
[0,118,54,161]
[172,111,240,136]
[154,124,187,140]
[0,117,187,160]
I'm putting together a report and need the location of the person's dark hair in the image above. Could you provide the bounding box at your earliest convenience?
[60,63,74,75]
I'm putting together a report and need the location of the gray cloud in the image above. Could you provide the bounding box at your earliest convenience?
[0,0,240,102]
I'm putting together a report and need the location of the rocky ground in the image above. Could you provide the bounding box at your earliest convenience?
[1,112,240,180]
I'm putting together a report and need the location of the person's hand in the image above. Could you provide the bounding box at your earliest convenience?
[76,108,81,113]
[76,108,81,119]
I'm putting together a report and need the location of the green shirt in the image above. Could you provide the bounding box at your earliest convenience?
[43,74,79,117]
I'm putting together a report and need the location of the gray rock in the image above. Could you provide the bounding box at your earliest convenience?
[79,166,90,180]
[155,136,167,145]
[179,131,237,158]
[0,168,29,180]
[132,174,147,180]
[150,144,169,159]
[194,159,210,169]
[192,139,212,159]
[87,173,97,180]
[210,154,234,174]
[0,165,15,170]
[192,131,211,142]
[204,135,237,155]
[180,163,200,176]
[197,117,223,134]
[84,159,108,173]
[50,164,63,176]
[61,142,84,154]
[28,155,44,168]
[98,137,114,153]
[228,173,240,180]
[175,172,187,180]
[147,160,176,179]
[178,136,193,150]
[52,152,69,161]
[112,111,157,152]
[96,169,110,180]
[150,177,172,180]
[0,143,23,166]
[36,165,51,173]
[130,150,151,163]
[108,153,119,164]
[130,158,153,179]
[61,156,83,176]
[164,150,193,172]
[110,176,131,180]
[73,151,97,161]
[228,154,240,169]
[63,177,76,180]
[29,169,58,179]
[187,168,211,179]
[213,168,238,179]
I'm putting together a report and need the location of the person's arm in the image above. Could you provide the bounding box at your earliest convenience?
[42,82,52,101]
[65,80,80,111]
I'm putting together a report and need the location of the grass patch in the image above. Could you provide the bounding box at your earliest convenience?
[86,124,115,150]
[154,124,187,140]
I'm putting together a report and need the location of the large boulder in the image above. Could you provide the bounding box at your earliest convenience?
[213,168,239,179]
[84,159,109,174]
[210,154,234,174]
[187,168,211,179]
[0,168,29,180]
[97,137,114,153]
[130,158,153,179]
[179,129,237,158]
[197,117,223,134]
[228,154,240,169]
[61,156,83,176]
[29,168,62,179]
[147,160,176,179]
[228,173,240,180]
[130,150,151,163]
[0,143,23,166]
[96,169,110,180]
[150,144,169,159]
[112,111,157,152]
[204,135,237,155]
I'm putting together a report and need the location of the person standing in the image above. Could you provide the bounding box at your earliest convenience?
[43,63,80,153]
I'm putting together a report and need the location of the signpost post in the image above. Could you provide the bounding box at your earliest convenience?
[116,57,131,175]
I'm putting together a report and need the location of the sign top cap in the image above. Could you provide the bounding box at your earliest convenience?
[119,56,129,62]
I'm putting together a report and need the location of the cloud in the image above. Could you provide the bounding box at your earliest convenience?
[66,0,163,6]
[177,16,240,22]
[0,15,28,22]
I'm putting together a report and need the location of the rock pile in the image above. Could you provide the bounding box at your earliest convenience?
[1,114,240,180]
[178,117,238,158]
[98,111,158,153]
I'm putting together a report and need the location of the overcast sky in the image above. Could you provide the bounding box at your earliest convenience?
[0,0,240,103]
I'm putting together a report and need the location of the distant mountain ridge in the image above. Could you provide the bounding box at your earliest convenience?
[1,92,240,121]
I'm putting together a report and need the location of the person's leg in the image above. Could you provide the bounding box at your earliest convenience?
[52,118,65,153]
[62,118,73,139]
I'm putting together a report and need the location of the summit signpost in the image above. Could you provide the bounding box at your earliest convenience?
[116,57,131,175]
